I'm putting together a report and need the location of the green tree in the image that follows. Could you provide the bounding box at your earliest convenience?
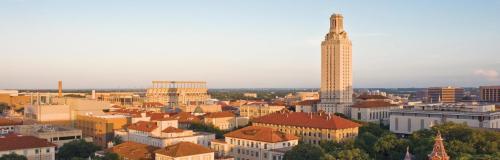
[0,153,27,160]
[284,143,325,160]
[58,140,101,160]
[336,148,370,160]
[189,122,226,139]
[374,134,408,160]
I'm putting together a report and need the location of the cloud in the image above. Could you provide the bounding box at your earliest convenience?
[474,69,499,81]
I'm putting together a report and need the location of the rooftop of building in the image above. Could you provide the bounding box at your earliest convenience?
[296,99,320,106]
[155,142,213,157]
[170,112,201,123]
[162,127,184,133]
[0,118,23,126]
[225,126,298,143]
[108,141,159,160]
[0,134,56,151]
[204,111,235,118]
[252,112,360,130]
[356,94,389,100]
[351,100,399,108]
[127,121,158,132]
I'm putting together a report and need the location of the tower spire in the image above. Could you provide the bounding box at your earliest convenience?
[330,13,344,33]
[428,131,450,160]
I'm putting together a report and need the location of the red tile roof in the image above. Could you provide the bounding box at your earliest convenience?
[170,112,201,123]
[148,112,170,121]
[155,142,213,157]
[204,112,235,118]
[108,141,159,160]
[356,95,389,100]
[0,118,23,126]
[162,127,184,133]
[127,121,158,132]
[252,112,360,130]
[351,101,399,108]
[0,134,56,151]
[142,102,164,108]
[296,99,320,106]
[225,126,298,143]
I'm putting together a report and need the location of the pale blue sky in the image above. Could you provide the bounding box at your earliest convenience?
[1,0,499,89]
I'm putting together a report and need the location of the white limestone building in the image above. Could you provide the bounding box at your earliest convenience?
[389,103,500,134]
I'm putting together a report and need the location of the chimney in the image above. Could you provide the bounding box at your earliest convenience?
[58,80,63,97]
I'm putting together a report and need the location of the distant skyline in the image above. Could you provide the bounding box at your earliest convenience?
[1,0,499,89]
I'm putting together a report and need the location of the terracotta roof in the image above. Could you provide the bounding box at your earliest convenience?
[128,121,158,132]
[296,99,320,106]
[108,141,159,160]
[204,112,235,118]
[351,101,399,108]
[0,134,56,151]
[162,127,184,133]
[0,118,23,126]
[142,102,164,108]
[356,94,389,100]
[225,126,298,143]
[171,112,201,123]
[253,112,360,130]
[155,142,213,157]
[148,112,170,121]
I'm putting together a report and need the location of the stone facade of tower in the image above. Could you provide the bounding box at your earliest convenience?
[428,131,450,160]
[318,13,353,114]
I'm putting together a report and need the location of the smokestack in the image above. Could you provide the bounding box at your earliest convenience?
[92,90,96,100]
[58,80,63,97]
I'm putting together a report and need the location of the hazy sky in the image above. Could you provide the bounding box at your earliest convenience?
[1,0,499,89]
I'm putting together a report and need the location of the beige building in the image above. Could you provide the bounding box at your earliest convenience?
[0,118,23,134]
[14,124,83,147]
[252,112,360,144]
[351,101,403,123]
[295,99,320,113]
[75,114,130,148]
[211,126,298,160]
[203,112,249,131]
[116,119,215,148]
[0,134,56,160]
[239,104,285,119]
[146,81,211,107]
[390,103,500,134]
[318,13,353,115]
[155,142,214,160]
[94,92,142,106]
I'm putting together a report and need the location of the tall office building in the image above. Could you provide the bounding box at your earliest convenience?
[318,13,353,114]
[480,86,500,103]
[427,87,464,103]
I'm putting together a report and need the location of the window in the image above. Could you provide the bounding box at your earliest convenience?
[407,119,412,132]
[46,148,50,153]
[395,118,399,131]
[35,149,39,154]
[420,119,424,130]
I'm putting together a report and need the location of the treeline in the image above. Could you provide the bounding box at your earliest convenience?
[284,122,500,160]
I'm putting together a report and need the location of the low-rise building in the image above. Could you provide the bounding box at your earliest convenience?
[75,114,130,148]
[155,142,214,160]
[0,118,22,135]
[480,86,500,103]
[239,104,285,119]
[294,100,320,113]
[14,124,83,147]
[389,103,500,134]
[252,111,360,144]
[350,100,402,123]
[0,134,56,160]
[108,141,159,160]
[117,119,215,148]
[211,126,298,160]
[203,112,249,131]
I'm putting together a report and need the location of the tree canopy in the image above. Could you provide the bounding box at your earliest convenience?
[58,140,101,160]
[0,153,27,160]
